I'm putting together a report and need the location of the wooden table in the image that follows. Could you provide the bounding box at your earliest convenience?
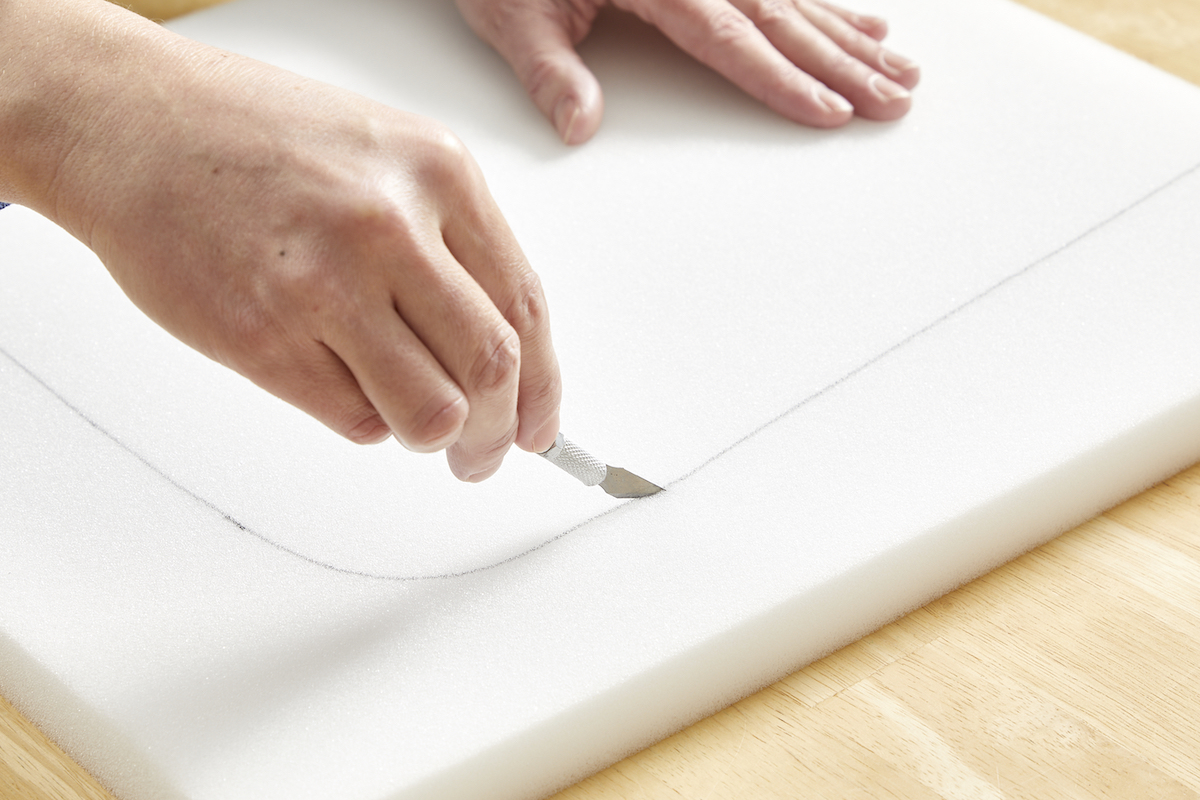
[4,1,1199,797]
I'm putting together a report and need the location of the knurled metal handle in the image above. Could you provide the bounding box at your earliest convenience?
[538,433,607,486]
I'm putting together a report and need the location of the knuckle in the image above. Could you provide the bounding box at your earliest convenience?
[521,50,562,101]
[823,47,862,77]
[702,7,756,52]
[469,0,593,47]
[428,126,472,169]
[636,0,687,23]
[467,325,521,396]
[412,124,477,189]
[806,44,864,80]
[463,0,524,40]
[501,269,549,336]
[754,0,797,30]
[843,28,875,54]
[463,0,509,38]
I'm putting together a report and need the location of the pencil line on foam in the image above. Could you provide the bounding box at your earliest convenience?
[0,342,626,582]
[5,156,1200,581]
[671,157,1200,490]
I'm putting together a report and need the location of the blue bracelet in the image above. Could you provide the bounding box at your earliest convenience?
[0,202,9,210]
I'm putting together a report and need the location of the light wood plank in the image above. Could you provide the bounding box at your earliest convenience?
[0,694,114,800]
[108,0,231,21]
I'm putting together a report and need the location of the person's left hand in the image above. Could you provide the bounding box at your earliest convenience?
[456,0,920,144]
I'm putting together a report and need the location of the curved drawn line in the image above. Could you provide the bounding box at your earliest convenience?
[5,157,1200,581]
[675,158,1200,488]
[0,344,632,582]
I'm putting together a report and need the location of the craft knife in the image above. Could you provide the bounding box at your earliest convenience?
[538,433,663,498]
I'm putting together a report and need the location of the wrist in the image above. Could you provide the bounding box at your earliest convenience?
[0,0,179,239]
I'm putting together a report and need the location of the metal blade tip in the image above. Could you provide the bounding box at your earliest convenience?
[599,466,664,499]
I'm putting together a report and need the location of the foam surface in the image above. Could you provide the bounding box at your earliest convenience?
[4,0,1200,798]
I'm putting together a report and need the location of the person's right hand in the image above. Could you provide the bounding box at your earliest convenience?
[2,0,561,482]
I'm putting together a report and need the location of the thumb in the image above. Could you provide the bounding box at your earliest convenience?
[458,1,604,144]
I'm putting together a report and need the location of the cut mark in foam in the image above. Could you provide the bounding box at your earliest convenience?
[5,157,1200,582]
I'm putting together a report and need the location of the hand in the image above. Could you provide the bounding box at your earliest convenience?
[456,0,920,144]
[6,0,561,482]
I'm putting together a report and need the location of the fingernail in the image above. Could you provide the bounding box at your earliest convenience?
[346,414,392,445]
[868,73,911,102]
[812,85,853,114]
[553,97,580,145]
[879,51,919,76]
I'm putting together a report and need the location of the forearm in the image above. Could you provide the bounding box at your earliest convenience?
[0,0,185,238]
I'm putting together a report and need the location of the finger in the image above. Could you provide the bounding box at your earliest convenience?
[235,337,396,446]
[732,0,913,121]
[457,0,604,144]
[382,245,528,481]
[632,0,855,127]
[802,0,919,89]
[440,310,523,483]
[811,0,888,41]
[321,293,471,455]
[443,189,562,459]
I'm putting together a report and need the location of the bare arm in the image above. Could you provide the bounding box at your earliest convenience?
[0,0,562,481]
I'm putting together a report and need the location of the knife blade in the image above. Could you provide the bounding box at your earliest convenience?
[537,433,663,498]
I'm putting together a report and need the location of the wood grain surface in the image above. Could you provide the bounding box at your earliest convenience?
[4,1,1200,798]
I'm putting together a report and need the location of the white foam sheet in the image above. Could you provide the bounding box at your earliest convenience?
[3,0,1200,797]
